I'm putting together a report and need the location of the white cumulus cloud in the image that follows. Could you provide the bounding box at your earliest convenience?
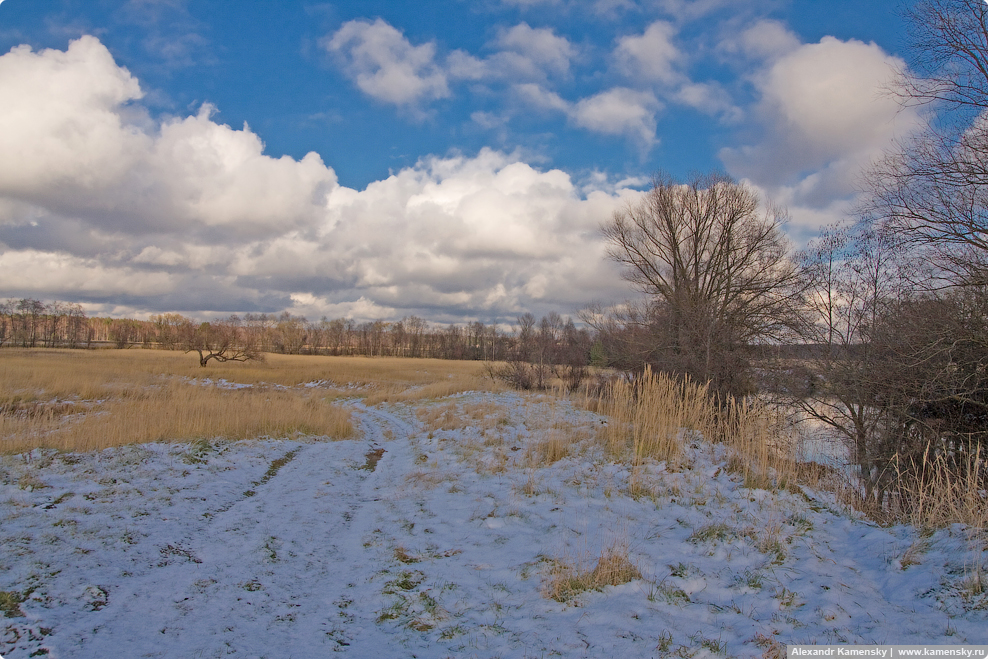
[613,21,681,84]
[326,18,450,107]
[0,36,635,321]
[719,35,924,238]
[572,88,660,146]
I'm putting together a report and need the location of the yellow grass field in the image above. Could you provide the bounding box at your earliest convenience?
[0,348,493,454]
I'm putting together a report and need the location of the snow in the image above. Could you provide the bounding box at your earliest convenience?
[1,390,986,658]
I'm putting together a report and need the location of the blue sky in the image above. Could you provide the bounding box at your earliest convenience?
[0,0,923,323]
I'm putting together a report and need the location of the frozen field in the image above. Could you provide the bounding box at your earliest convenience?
[1,390,986,658]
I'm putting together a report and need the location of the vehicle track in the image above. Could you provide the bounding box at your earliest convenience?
[42,403,423,658]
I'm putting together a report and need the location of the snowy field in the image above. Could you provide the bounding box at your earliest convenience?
[1,390,986,658]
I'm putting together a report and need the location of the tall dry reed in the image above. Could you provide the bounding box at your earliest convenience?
[718,396,799,491]
[594,368,799,491]
[891,445,987,530]
[595,369,715,467]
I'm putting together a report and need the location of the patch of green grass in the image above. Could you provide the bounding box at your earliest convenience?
[263,537,279,562]
[0,590,26,617]
[439,624,465,640]
[774,586,801,609]
[660,585,691,606]
[383,570,425,594]
[17,474,48,491]
[731,568,763,591]
[376,599,407,623]
[786,513,813,533]
[690,631,726,654]
[182,438,213,465]
[687,523,734,544]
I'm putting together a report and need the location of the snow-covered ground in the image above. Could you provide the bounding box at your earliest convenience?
[1,391,985,658]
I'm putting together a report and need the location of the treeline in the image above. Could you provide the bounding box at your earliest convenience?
[0,300,593,370]
[0,299,90,348]
[150,312,513,360]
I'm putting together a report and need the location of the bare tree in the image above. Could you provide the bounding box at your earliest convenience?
[773,225,911,500]
[273,312,308,354]
[897,0,988,113]
[0,299,10,347]
[184,316,264,367]
[868,0,988,286]
[602,173,802,398]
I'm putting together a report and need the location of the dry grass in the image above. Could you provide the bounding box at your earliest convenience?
[892,446,988,531]
[0,348,492,397]
[526,430,572,466]
[594,369,715,469]
[589,368,800,495]
[0,348,516,453]
[542,540,642,602]
[363,373,497,406]
[1,379,353,454]
[590,367,981,534]
[416,403,464,432]
[415,399,510,433]
[0,348,500,454]
[718,396,799,492]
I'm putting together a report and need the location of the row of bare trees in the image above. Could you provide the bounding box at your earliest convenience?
[489,312,594,390]
[150,312,518,362]
[0,299,89,348]
[0,301,590,373]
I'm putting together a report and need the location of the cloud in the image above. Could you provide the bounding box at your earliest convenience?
[608,21,739,123]
[0,37,337,240]
[653,0,747,22]
[510,82,661,149]
[0,36,147,198]
[448,23,577,84]
[326,18,576,112]
[720,19,801,61]
[0,37,635,321]
[513,82,570,112]
[493,23,577,78]
[325,18,450,106]
[719,35,924,233]
[499,0,562,6]
[572,88,660,146]
[709,34,928,243]
[120,0,212,70]
[614,21,681,84]
[674,81,740,121]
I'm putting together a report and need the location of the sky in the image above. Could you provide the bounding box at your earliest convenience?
[0,0,925,324]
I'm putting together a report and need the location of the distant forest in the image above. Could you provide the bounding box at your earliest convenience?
[0,298,592,364]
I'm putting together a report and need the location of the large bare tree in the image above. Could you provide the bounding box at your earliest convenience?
[601,173,801,398]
